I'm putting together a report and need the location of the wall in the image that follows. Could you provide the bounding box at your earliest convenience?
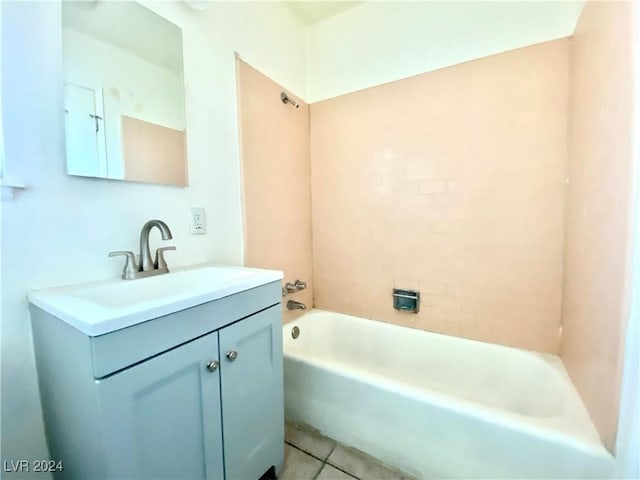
[236,60,313,323]
[310,39,569,353]
[306,1,583,102]
[561,1,636,452]
[615,5,640,473]
[0,0,306,474]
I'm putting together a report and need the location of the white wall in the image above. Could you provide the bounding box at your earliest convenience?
[0,0,305,475]
[306,1,585,102]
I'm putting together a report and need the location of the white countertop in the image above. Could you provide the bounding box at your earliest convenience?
[28,264,283,336]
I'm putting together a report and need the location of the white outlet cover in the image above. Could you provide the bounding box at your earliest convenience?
[191,207,206,235]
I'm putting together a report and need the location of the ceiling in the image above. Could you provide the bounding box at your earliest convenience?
[283,2,364,26]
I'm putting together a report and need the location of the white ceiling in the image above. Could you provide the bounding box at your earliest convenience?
[62,1,183,73]
[283,1,364,26]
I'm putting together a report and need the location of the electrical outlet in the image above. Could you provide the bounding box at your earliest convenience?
[191,207,206,235]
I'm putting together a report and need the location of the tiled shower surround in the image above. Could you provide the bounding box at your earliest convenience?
[311,39,569,354]
[238,2,635,450]
[561,1,634,450]
[237,59,314,324]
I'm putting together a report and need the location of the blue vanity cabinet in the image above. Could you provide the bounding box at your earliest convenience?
[30,281,284,480]
[220,306,284,480]
[96,331,224,480]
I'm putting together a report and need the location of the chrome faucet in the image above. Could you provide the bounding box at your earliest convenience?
[109,219,176,280]
[286,300,307,310]
[139,220,173,271]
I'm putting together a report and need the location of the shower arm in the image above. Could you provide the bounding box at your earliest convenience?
[280,91,299,109]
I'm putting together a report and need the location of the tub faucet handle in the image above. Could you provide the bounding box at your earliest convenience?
[285,282,297,293]
[294,279,307,291]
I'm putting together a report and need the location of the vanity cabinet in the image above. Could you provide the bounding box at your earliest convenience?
[30,280,283,480]
[97,330,225,480]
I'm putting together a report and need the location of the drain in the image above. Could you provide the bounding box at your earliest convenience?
[291,326,300,339]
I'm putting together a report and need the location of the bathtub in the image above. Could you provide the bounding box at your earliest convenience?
[283,310,614,479]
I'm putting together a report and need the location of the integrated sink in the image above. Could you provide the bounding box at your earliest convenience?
[28,264,283,336]
[72,267,257,308]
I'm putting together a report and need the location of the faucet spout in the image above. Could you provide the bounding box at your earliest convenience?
[286,300,307,310]
[139,219,173,271]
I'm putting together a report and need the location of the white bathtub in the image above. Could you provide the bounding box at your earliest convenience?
[283,310,614,479]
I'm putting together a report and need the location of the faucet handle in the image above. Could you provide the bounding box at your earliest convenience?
[155,246,176,270]
[109,251,139,280]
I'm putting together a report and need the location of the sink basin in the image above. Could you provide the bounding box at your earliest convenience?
[28,264,283,336]
[72,266,257,308]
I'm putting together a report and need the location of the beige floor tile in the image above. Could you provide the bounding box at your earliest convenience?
[280,444,324,480]
[285,422,336,460]
[327,445,403,480]
[316,464,356,480]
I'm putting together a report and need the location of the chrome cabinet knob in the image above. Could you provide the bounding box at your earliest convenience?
[206,360,219,372]
[226,351,238,361]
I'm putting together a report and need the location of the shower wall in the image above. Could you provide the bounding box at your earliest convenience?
[236,59,313,323]
[561,1,635,451]
[310,39,569,353]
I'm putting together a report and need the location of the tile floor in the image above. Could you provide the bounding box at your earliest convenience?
[281,422,416,480]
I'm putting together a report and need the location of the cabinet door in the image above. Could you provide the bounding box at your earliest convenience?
[96,331,224,480]
[219,305,284,480]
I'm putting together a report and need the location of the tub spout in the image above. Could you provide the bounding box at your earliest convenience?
[287,300,306,310]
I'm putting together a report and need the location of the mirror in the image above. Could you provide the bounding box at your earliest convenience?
[61,1,187,186]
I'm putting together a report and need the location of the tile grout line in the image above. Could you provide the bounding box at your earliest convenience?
[286,439,362,480]
[285,427,413,479]
[284,442,326,480]
[284,441,334,479]
[285,440,328,463]
[322,461,360,480]
[285,437,405,480]
[312,462,324,480]
[317,443,360,480]
[313,442,335,480]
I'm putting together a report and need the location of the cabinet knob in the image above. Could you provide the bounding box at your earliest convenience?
[206,360,219,372]
[226,351,238,361]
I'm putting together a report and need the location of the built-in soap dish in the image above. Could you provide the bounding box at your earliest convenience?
[393,288,420,313]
